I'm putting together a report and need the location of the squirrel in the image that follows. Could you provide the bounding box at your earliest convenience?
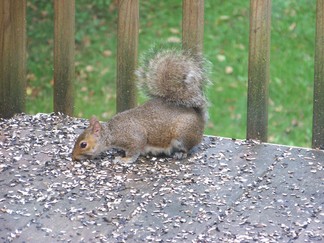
[72,49,209,163]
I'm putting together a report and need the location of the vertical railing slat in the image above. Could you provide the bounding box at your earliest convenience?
[312,0,324,149]
[0,0,26,118]
[182,0,204,53]
[117,0,139,113]
[246,0,272,142]
[54,0,75,116]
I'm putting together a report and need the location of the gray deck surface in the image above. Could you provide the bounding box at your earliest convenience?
[0,114,323,242]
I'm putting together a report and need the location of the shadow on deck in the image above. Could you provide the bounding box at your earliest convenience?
[0,114,323,242]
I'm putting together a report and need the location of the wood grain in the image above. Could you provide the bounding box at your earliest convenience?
[182,0,204,53]
[312,0,324,149]
[54,0,75,116]
[117,0,139,113]
[246,0,272,142]
[0,0,26,118]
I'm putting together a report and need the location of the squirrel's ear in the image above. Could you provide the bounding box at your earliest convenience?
[92,120,101,136]
[89,116,98,126]
[89,116,101,136]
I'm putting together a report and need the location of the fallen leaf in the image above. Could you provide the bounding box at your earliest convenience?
[103,50,112,57]
[86,65,94,72]
[167,36,181,43]
[217,54,226,62]
[169,28,180,34]
[225,66,233,74]
[26,87,33,96]
[289,22,296,31]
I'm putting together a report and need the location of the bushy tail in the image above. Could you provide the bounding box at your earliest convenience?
[136,49,210,110]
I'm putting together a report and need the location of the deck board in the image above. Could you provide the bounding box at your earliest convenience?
[0,114,323,242]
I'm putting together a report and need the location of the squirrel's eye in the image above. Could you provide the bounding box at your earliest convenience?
[80,141,87,149]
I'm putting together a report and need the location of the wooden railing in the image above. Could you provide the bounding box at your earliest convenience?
[0,0,323,149]
[312,0,324,149]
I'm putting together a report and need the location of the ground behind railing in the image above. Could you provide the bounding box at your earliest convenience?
[1,0,323,149]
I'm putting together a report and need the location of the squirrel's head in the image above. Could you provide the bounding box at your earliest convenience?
[72,117,103,161]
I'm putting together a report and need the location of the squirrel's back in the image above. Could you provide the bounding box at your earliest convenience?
[136,49,209,112]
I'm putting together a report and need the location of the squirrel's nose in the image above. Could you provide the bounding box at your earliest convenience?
[72,152,79,161]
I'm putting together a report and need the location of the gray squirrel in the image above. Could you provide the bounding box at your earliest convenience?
[72,49,209,162]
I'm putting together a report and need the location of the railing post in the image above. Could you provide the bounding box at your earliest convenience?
[117,0,139,113]
[312,0,324,150]
[0,0,26,118]
[54,0,75,116]
[182,0,204,53]
[246,0,272,142]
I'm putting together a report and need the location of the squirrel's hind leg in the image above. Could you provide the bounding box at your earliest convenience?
[171,125,203,160]
[173,151,188,160]
[170,139,188,160]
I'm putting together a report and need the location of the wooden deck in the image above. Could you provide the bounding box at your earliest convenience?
[0,114,323,242]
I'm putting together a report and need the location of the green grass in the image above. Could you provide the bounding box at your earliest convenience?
[26,0,316,147]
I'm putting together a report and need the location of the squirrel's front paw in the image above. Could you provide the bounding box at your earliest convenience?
[113,155,138,165]
[173,152,188,160]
